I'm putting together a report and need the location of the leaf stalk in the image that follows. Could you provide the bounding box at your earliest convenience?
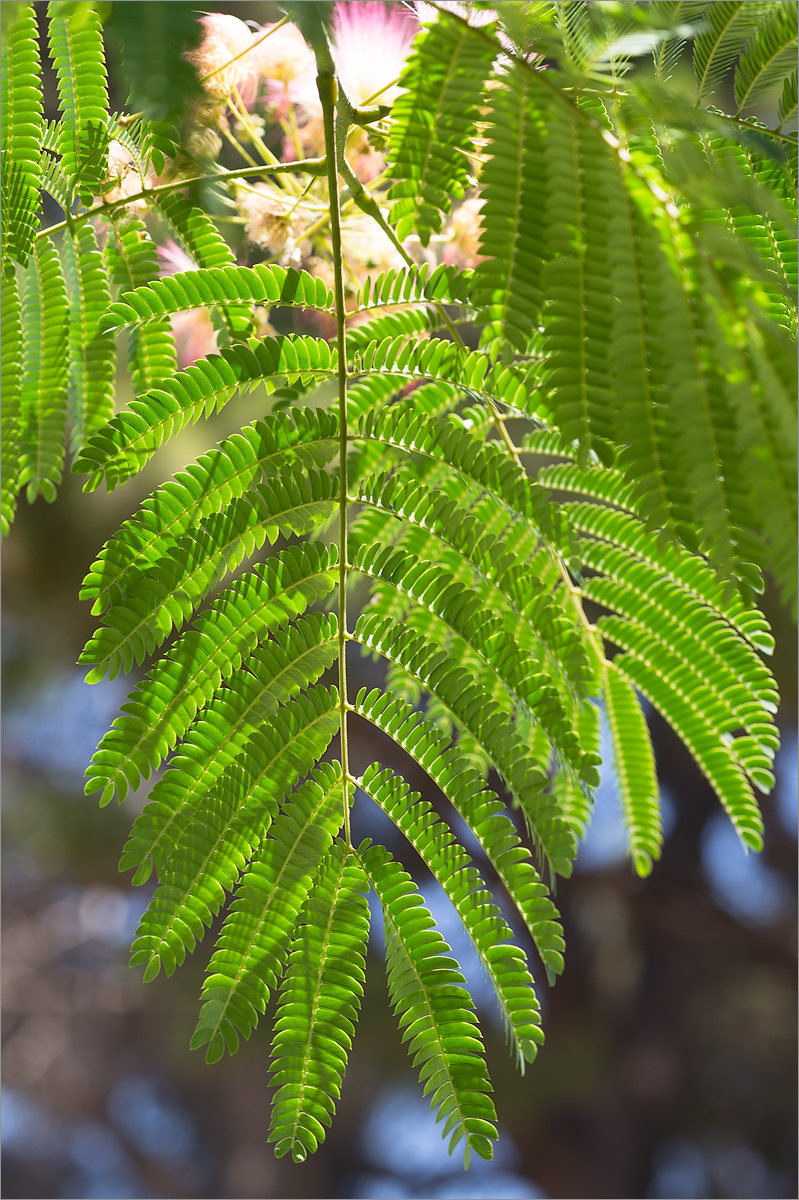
[317,53,351,847]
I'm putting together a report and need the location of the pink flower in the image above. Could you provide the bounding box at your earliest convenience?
[157,239,218,367]
[251,20,320,115]
[346,127,386,183]
[333,2,417,107]
[252,4,418,121]
[171,309,218,369]
[157,238,195,277]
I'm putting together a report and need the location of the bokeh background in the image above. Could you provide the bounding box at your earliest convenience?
[3,3,797,1198]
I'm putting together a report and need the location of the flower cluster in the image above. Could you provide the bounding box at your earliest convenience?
[121,3,504,362]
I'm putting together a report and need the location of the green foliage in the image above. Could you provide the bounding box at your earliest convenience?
[63,220,115,448]
[1,2,43,273]
[386,14,496,243]
[103,1,203,170]
[1,272,24,533]
[1,0,795,1170]
[104,215,178,393]
[17,236,70,503]
[100,263,336,331]
[48,0,109,204]
[693,1,770,104]
[268,841,370,1162]
[734,1,798,114]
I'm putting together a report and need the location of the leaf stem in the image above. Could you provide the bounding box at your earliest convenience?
[317,53,352,848]
[36,158,327,241]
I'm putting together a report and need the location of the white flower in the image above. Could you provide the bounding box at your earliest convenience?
[250,21,316,86]
[186,13,257,99]
[238,185,302,262]
[342,212,405,273]
[101,140,143,207]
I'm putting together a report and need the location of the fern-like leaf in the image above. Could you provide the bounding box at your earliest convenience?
[472,63,549,355]
[17,235,69,503]
[1,272,23,533]
[352,263,473,317]
[103,0,203,168]
[777,68,797,127]
[130,693,342,980]
[83,542,339,801]
[359,764,546,1066]
[361,841,497,1166]
[120,658,339,882]
[355,614,574,877]
[47,0,109,203]
[83,467,338,678]
[151,191,252,339]
[72,336,338,491]
[553,494,778,847]
[386,15,496,244]
[62,222,115,450]
[104,215,177,393]
[80,407,339,614]
[355,688,569,974]
[601,662,661,876]
[191,764,348,1063]
[99,263,335,332]
[693,1,768,104]
[734,1,798,114]
[650,1,706,85]
[1,2,43,271]
[269,842,370,1162]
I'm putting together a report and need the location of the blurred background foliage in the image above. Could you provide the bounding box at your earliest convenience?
[2,2,797,1198]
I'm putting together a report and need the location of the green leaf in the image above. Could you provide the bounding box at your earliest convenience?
[734,1,798,114]
[602,662,661,876]
[693,1,768,104]
[72,336,338,490]
[269,842,370,1162]
[1,272,24,534]
[1,2,43,271]
[472,63,550,355]
[80,407,338,613]
[386,15,497,244]
[104,215,177,393]
[63,221,115,450]
[99,263,335,332]
[355,688,568,975]
[192,765,349,1063]
[359,764,545,1066]
[17,235,69,503]
[151,191,252,339]
[130,701,342,978]
[121,659,339,880]
[360,841,498,1167]
[103,1,203,159]
[82,542,339,799]
[47,0,109,203]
